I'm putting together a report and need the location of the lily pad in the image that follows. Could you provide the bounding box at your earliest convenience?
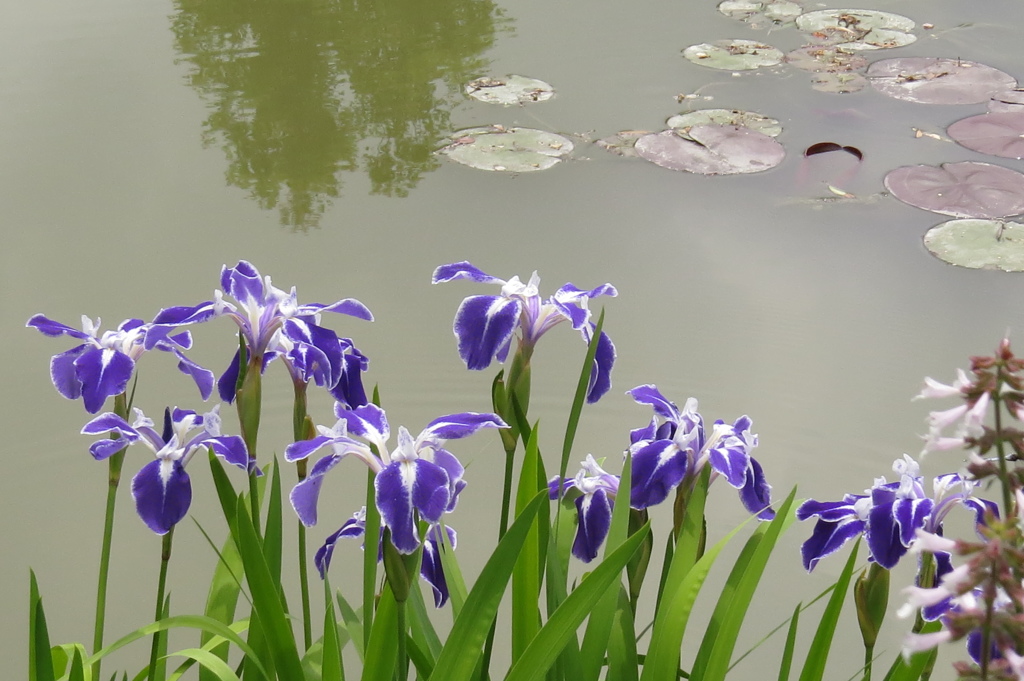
[438,126,573,172]
[595,130,652,157]
[785,46,867,73]
[634,125,786,175]
[867,57,1017,105]
[682,40,784,71]
[810,71,868,94]
[924,219,1024,271]
[464,75,555,106]
[884,161,1024,219]
[666,109,782,137]
[989,89,1024,113]
[718,0,804,28]
[947,112,1024,160]
[795,9,916,50]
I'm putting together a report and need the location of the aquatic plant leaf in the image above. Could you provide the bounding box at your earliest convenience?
[682,40,783,71]
[948,112,1024,160]
[634,125,785,175]
[438,126,573,172]
[464,75,555,106]
[989,89,1024,113]
[796,9,916,50]
[810,72,867,94]
[718,0,803,28]
[884,162,1024,219]
[923,219,1024,271]
[867,57,1017,105]
[785,46,867,73]
[666,109,782,137]
[595,131,652,157]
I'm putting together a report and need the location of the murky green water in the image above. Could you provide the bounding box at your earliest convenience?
[5,0,1024,676]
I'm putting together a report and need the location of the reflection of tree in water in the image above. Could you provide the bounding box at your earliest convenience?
[172,0,503,229]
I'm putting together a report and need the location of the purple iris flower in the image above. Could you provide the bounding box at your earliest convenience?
[82,406,252,534]
[797,455,997,572]
[146,261,373,405]
[315,507,458,607]
[432,261,617,403]
[285,402,507,554]
[26,315,214,413]
[548,455,621,562]
[626,385,773,520]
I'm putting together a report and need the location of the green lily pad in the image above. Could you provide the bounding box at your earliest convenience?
[464,75,555,106]
[718,0,804,28]
[867,57,1017,105]
[810,71,868,94]
[682,40,784,71]
[947,111,1024,160]
[924,219,1024,271]
[666,109,782,137]
[884,161,1024,219]
[595,130,652,157]
[796,9,916,50]
[635,125,786,175]
[438,126,573,171]
[785,46,867,73]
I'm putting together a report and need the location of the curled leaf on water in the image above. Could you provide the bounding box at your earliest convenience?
[464,75,555,106]
[804,142,862,161]
[989,88,1024,113]
[634,125,785,175]
[947,111,1024,160]
[924,219,1024,271]
[785,46,867,73]
[884,161,1024,219]
[795,9,916,50]
[666,109,782,137]
[682,40,784,71]
[810,71,868,94]
[595,130,652,157]
[867,57,1017,105]
[437,126,574,172]
[718,0,804,29]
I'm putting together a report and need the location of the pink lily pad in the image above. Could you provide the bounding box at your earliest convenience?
[867,57,1017,105]
[947,112,1024,160]
[884,161,1024,219]
[635,125,785,175]
[989,89,1024,113]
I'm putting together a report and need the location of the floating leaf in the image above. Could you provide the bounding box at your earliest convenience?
[464,76,555,106]
[682,40,784,71]
[666,109,782,137]
[884,161,1024,219]
[810,71,867,94]
[634,125,785,175]
[989,88,1024,113]
[947,112,1024,160]
[804,142,862,161]
[795,9,916,50]
[924,219,1024,271]
[867,57,1017,105]
[785,46,867,73]
[438,126,573,172]
[718,0,803,28]
[595,130,652,157]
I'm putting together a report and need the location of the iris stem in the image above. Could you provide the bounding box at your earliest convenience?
[293,378,313,652]
[396,599,408,681]
[147,527,175,681]
[91,391,129,680]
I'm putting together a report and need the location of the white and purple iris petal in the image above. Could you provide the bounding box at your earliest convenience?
[314,508,374,579]
[82,406,249,535]
[796,495,871,572]
[421,525,457,607]
[630,439,688,509]
[866,481,935,570]
[561,455,620,562]
[376,431,453,554]
[739,457,775,520]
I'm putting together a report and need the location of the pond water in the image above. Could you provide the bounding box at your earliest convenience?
[5,0,1024,677]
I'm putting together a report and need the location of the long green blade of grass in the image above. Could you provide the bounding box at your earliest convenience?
[322,580,345,681]
[361,585,398,681]
[511,423,544,663]
[607,587,640,681]
[777,604,801,681]
[29,570,55,681]
[427,490,547,681]
[797,541,860,681]
[882,620,942,681]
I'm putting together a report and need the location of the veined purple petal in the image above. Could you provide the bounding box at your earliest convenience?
[629,418,658,446]
[284,435,336,463]
[311,299,374,321]
[291,453,346,526]
[585,330,615,403]
[432,261,505,285]
[801,516,865,571]
[286,334,337,387]
[432,448,466,511]
[422,412,508,440]
[50,345,88,400]
[452,295,521,370]
[922,551,954,622]
[411,460,451,524]
[314,514,369,579]
[867,502,911,569]
[205,435,251,472]
[27,314,92,340]
[573,488,613,562]
[739,457,774,520]
[330,351,369,408]
[962,497,999,530]
[82,410,137,434]
[627,385,681,421]
[173,350,215,400]
[375,462,418,553]
[796,497,865,522]
[336,403,389,445]
[630,440,687,509]
[75,346,134,413]
[221,261,265,306]
[421,525,457,607]
[146,303,217,349]
[895,498,934,548]
[549,476,575,499]
[218,350,242,403]
[132,458,192,535]
[708,439,750,489]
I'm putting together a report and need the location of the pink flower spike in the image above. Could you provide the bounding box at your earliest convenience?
[897,585,951,619]
[910,528,957,554]
[914,372,968,400]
